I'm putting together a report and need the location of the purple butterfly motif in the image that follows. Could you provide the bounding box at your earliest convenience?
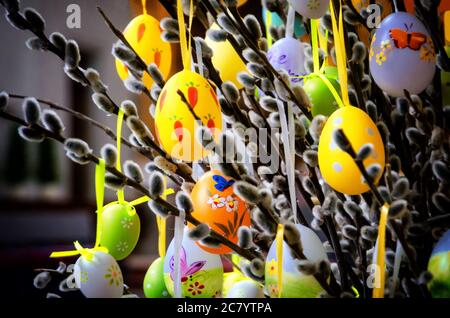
[169,247,206,283]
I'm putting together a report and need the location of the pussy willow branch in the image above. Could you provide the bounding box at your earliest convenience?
[0,109,257,261]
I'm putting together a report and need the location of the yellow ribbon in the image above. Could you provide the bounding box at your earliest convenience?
[329,0,350,107]
[275,223,284,298]
[265,9,273,48]
[141,0,147,15]
[311,19,320,74]
[116,109,125,203]
[373,203,390,298]
[177,0,194,71]
[50,159,108,261]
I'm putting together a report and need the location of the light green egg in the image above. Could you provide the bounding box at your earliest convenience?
[144,257,171,298]
[99,202,140,261]
[304,70,340,117]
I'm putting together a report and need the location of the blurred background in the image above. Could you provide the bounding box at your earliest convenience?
[0,0,258,298]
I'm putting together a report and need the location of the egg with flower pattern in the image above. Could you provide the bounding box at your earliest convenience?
[265,224,327,298]
[369,12,436,97]
[189,170,251,254]
[163,229,223,298]
[318,106,385,195]
[290,0,330,19]
[74,251,124,298]
[115,14,172,90]
[154,70,223,162]
[98,202,140,261]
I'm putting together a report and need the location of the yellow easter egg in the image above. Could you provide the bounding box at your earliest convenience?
[154,70,223,162]
[115,14,172,89]
[318,106,385,195]
[206,24,247,89]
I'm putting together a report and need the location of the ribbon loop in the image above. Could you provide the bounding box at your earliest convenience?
[177,0,194,71]
[116,109,125,204]
[373,203,390,298]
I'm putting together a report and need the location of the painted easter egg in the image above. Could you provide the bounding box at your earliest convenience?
[290,0,330,19]
[189,170,251,254]
[223,272,249,297]
[238,0,248,6]
[99,202,141,261]
[262,8,306,39]
[318,106,385,195]
[369,12,436,97]
[303,67,340,117]
[268,37,306,84]
[143,257,171,298]
[427,230,450,298]
[154,70,223,162]
[163,228,224,298]
[227,280,265,298]
[265,224,327,298]
[115,14,172,90]
[206,24,247,89]
[74,251,124,298]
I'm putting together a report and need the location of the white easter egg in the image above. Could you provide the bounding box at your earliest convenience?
[227,280,265,298]
[74,251,124,298]
[289,0,330,19]
[163,228,224,298]
[265,224,328,298]
[268,37,306,84]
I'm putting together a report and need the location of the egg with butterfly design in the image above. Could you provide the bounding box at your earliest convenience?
[115,13,172,90]
[154,70,223,162]
[369,12,436,97]
[188,170,251,254]
[163,228,224,298]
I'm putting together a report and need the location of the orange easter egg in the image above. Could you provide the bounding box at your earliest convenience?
[189,170,251,254]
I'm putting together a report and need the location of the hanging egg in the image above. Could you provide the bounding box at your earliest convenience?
[223,271,249,297]
[74,251,124,298]
[238,0,248,6]
[189,170,251,254]
[290,0,330,19]
[163,228,224,298]
[205,24,247,89]
[262,8,306,39]
[265,224,328,298]
[143,257,171,298]
[99,202,140,261]
[303,67,340,117]
[115,14,172,90]
[268,37,306,84]
[227,280,265,298]
[154,70,223,162]
[318,106,385,195]
[427,230,450,298]
[369,12,436,97]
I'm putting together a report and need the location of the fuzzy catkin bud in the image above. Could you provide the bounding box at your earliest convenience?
[33,272,51,290]
[18,126,44,142]
[234,181,260,204]
[149,171,165,197]
[23,97,41,125]
[92,93,114,114]
[148,200,170,218]
[432,192,450,214]
[65,40,80,70]
[24,7,45,32]
[0,91,9,111]
[64,138,91,157]
[250,258,265,277]
[176,191,193,213]
[104,173,125,190]
[101,144,117,168]
[42,110,65,134]
[26,37,47,51]
[217,13,239,35]
[188,224,210,241]
[49,32,67,52]
[389,200,408,219]
[238,226,252,249]
[124,160,144,183]
[124,77,147,95]
[244,15,262,40]
[112,41,135,62]
[297,260,318,276]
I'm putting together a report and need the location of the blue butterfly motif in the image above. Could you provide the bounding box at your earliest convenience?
[212,175,235,192]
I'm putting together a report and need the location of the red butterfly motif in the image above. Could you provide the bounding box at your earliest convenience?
[389,28,427,51]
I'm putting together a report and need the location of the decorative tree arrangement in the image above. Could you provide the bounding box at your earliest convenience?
[1,0,450,299]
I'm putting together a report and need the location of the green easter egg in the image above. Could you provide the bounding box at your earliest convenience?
[323,66,339,79]
[428,252,450,298]
[144,257,171,298]
[99,202,140,261]
[304,74,340,117]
